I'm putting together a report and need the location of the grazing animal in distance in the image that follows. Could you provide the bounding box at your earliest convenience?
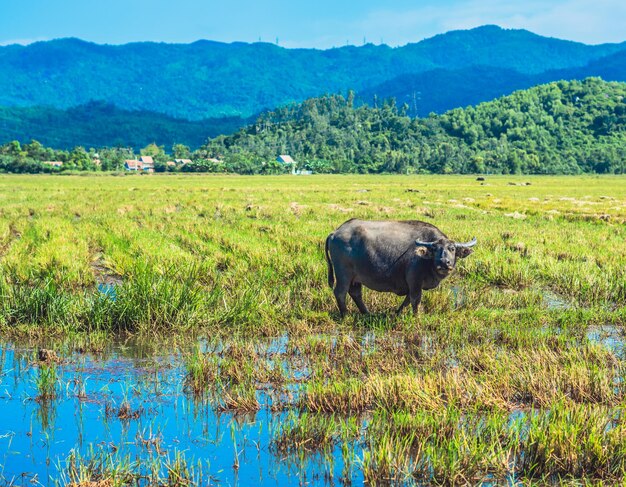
[325,219,476,317]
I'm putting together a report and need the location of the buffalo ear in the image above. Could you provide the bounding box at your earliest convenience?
[415,245,434,259]
[456,247,473,259]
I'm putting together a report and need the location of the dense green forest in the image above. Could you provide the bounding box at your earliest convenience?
[359,50,626,117]
[1,26,624,120]
[199,78,626,174]
[0,102,246,150]
[2,26,626,150]
[1,78,624,175]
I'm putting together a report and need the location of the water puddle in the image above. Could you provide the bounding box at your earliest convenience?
[541,290,572,310]
[0,341,362,486]
[587,325,625,356]
[97,282,118,300]
[451,285,465,309]
[1,321,623,485]
[92,253,123,302]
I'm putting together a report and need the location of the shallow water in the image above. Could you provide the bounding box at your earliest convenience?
[1,321,624,486]
[587,324,625,357]
[97,282,117,300]
[541,290,572,310]
[0,342,361,486]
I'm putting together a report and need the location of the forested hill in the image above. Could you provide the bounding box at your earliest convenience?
[0,102,247,150]
[200,78,626,174]
[360,50,626,117]
[0,25,624,120]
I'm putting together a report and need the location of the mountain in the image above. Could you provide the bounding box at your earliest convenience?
[359,48,626,117]
[200,78,626,175]
[556,49,626,82]
[0,101,247,150]
[358,66,536,117]
[406,25,622,74]
[3,78,624,174]
[0,25,624,120]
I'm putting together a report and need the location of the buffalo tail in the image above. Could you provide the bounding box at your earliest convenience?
[325,234,334,289]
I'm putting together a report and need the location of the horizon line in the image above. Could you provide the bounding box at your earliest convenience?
[1,24,621,50]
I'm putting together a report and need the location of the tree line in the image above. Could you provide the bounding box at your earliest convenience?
[1,78,625,175]
[200,78,626,174]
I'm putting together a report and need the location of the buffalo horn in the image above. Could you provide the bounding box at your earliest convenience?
[455,237,477,248]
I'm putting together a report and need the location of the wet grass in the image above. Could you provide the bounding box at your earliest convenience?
[34,363,59,401]
[0,174,625,485]
[61,447,205,487]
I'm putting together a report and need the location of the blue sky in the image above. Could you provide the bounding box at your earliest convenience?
[0,0,624,47]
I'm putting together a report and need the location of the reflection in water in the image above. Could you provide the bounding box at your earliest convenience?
[0,341,362,486]
[1,325,623,485]
[541,290,572,310]
[97,283,118,301]
[587,324,625,357]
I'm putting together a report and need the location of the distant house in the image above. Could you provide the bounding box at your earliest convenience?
[124,159,142,171]
[277,155,296,174]
[125,157,157,172]
[166,160,176,167]
[277,155,295,164]
[42,161,63,168]
[175,158,193,165]
[139,156,155,172]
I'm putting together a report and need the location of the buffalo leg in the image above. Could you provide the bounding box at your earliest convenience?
[410,288,423,313]
[333,279,350,318]
[349,282,369,315]
[396,295,410,315]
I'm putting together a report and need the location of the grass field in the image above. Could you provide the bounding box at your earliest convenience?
[1,174,626,485]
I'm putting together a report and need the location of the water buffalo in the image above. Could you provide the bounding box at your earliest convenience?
[325,219,476,317]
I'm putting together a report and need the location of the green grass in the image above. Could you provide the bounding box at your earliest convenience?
[34,363,58,399]
[60,446,205,486]
[1,173,626,484]
[0,174,623,336]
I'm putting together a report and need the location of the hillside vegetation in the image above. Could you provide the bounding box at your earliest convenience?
[201,78,626,174]
[362,50,626,117]
[2,78,624,175]
[0,101,246,150]
[0,26,624,120]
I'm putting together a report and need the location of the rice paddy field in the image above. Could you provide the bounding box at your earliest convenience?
[0,173,625,486]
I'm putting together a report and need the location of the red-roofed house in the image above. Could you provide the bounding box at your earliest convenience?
[124,159,142,171]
